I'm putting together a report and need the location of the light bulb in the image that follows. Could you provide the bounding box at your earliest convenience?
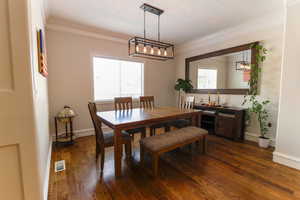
[136,45,139,52]
[164,49,167,56]
[158,48,161,56]
[143,46,147,53]
[150,47,154,54]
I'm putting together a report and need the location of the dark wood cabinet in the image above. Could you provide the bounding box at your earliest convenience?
[194,105,246,141]
[215,113,236,139]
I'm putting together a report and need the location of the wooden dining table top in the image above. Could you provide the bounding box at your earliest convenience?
[97,107,201,128]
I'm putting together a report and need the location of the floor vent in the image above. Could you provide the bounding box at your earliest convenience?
[54,160,66,172]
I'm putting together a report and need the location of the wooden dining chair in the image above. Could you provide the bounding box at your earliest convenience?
[114,97,146,139]
[179,96,195,109]
[88,102,132,172]
[114,97,133,110]
[140,96,155,109]
[169,96,195,129]
[139,96,170,136]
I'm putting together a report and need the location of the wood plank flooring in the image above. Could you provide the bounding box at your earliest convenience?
[48,132,300,200]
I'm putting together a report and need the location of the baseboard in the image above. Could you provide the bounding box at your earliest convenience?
[273,152,300,170]
[52,126,111,140]
[245,132,276,147]
[54,129,275,146]
[44,140,52,200]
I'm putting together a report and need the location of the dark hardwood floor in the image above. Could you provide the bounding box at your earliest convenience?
[48,131,300,200]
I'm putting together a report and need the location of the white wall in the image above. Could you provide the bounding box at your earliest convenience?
[175,12,284,144]
[274,1,300,170]
[46,22,176,135]
[0,0,50,199]
[28,0,51,199]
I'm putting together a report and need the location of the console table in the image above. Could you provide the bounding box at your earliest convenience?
[194,104,246,141]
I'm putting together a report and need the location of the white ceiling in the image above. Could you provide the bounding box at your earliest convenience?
[47,0,283,44]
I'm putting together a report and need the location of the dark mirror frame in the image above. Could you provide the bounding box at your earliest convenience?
[185,42,259,95]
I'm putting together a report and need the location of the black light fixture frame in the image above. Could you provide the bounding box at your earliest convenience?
[236,50,251,71]
[128,3,175,61]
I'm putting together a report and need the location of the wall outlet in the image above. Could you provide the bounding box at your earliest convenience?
[54,160,66,172]
[268,122,272,127]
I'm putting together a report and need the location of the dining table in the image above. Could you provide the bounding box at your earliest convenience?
[97,107,202,177]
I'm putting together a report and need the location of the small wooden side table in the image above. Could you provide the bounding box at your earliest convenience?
[54,116,75,146]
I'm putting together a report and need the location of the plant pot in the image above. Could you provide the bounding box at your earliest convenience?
[258,137,270,148]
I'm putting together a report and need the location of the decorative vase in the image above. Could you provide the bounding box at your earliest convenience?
[258,137,270,148]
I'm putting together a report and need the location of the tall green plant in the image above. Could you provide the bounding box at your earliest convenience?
[243,96,270,138]
[248,43,268,95]
[243,43,271,138]
[175,79,193,105]
[174,78,193,92]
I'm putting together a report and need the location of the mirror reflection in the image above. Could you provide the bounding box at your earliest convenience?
[189,49,251,90]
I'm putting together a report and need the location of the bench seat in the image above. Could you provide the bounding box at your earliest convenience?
[140,126,208,177]
[141,126,207,152]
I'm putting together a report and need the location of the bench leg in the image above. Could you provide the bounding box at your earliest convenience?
[195,140,200,152]
[150,127,155,136]
[164,125,170,132]
[125,143,132,158]
[203,135,207,154]
[152,154,159,177]
[188,144,193,153]
[141,128,146,138]
[140,145,145,165]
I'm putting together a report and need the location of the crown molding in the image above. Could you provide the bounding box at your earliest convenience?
[41,0,49,21]
[46,23,128,44]
[287,0,300,7]
[176,12,284,55]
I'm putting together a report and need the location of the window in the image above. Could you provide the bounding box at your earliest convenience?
[197,68,217,89]
[93,57,144,101]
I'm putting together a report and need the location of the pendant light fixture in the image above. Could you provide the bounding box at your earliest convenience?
[236,50,251,71]
[128,3,175,61]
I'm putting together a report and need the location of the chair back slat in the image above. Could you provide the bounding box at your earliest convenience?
[140,96,155,109]
[88,102,104,144]
[114,97,133,111]
[180,96,195,109]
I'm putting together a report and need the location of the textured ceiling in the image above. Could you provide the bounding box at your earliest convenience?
[47,0,283,44]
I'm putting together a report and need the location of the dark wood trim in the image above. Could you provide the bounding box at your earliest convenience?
[185,42,259,95]
[189,89,249,95]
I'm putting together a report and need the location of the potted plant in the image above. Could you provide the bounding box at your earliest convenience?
[174,78,193,105]
[244,95,271,148]
[243,43,272,148]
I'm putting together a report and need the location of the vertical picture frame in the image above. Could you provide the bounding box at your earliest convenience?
[37,29,48,77]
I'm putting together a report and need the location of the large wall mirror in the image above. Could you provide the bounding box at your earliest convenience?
[185,42,258,95]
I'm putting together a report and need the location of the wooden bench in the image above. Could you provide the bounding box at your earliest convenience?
[140,126,208,177]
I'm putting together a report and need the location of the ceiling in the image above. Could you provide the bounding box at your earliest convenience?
[47,0,283,44]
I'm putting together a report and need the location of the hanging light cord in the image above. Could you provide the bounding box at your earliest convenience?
[158,15,160,41]
[144,10,146,39]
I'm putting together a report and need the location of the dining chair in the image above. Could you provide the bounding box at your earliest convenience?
[140,96,170,136]
[88,102,132,172]
[169,96,195,129]
[114,97,146,139]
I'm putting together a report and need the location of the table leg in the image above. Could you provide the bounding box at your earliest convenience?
[198,113,202,128]
[114,128,122,177]
[65,122,68,137]
[55,118,58,142]
[70,118,73,143]
[192,114,197,126]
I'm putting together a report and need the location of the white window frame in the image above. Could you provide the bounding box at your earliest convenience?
[91,55,144,104]
[197,67,218,89]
